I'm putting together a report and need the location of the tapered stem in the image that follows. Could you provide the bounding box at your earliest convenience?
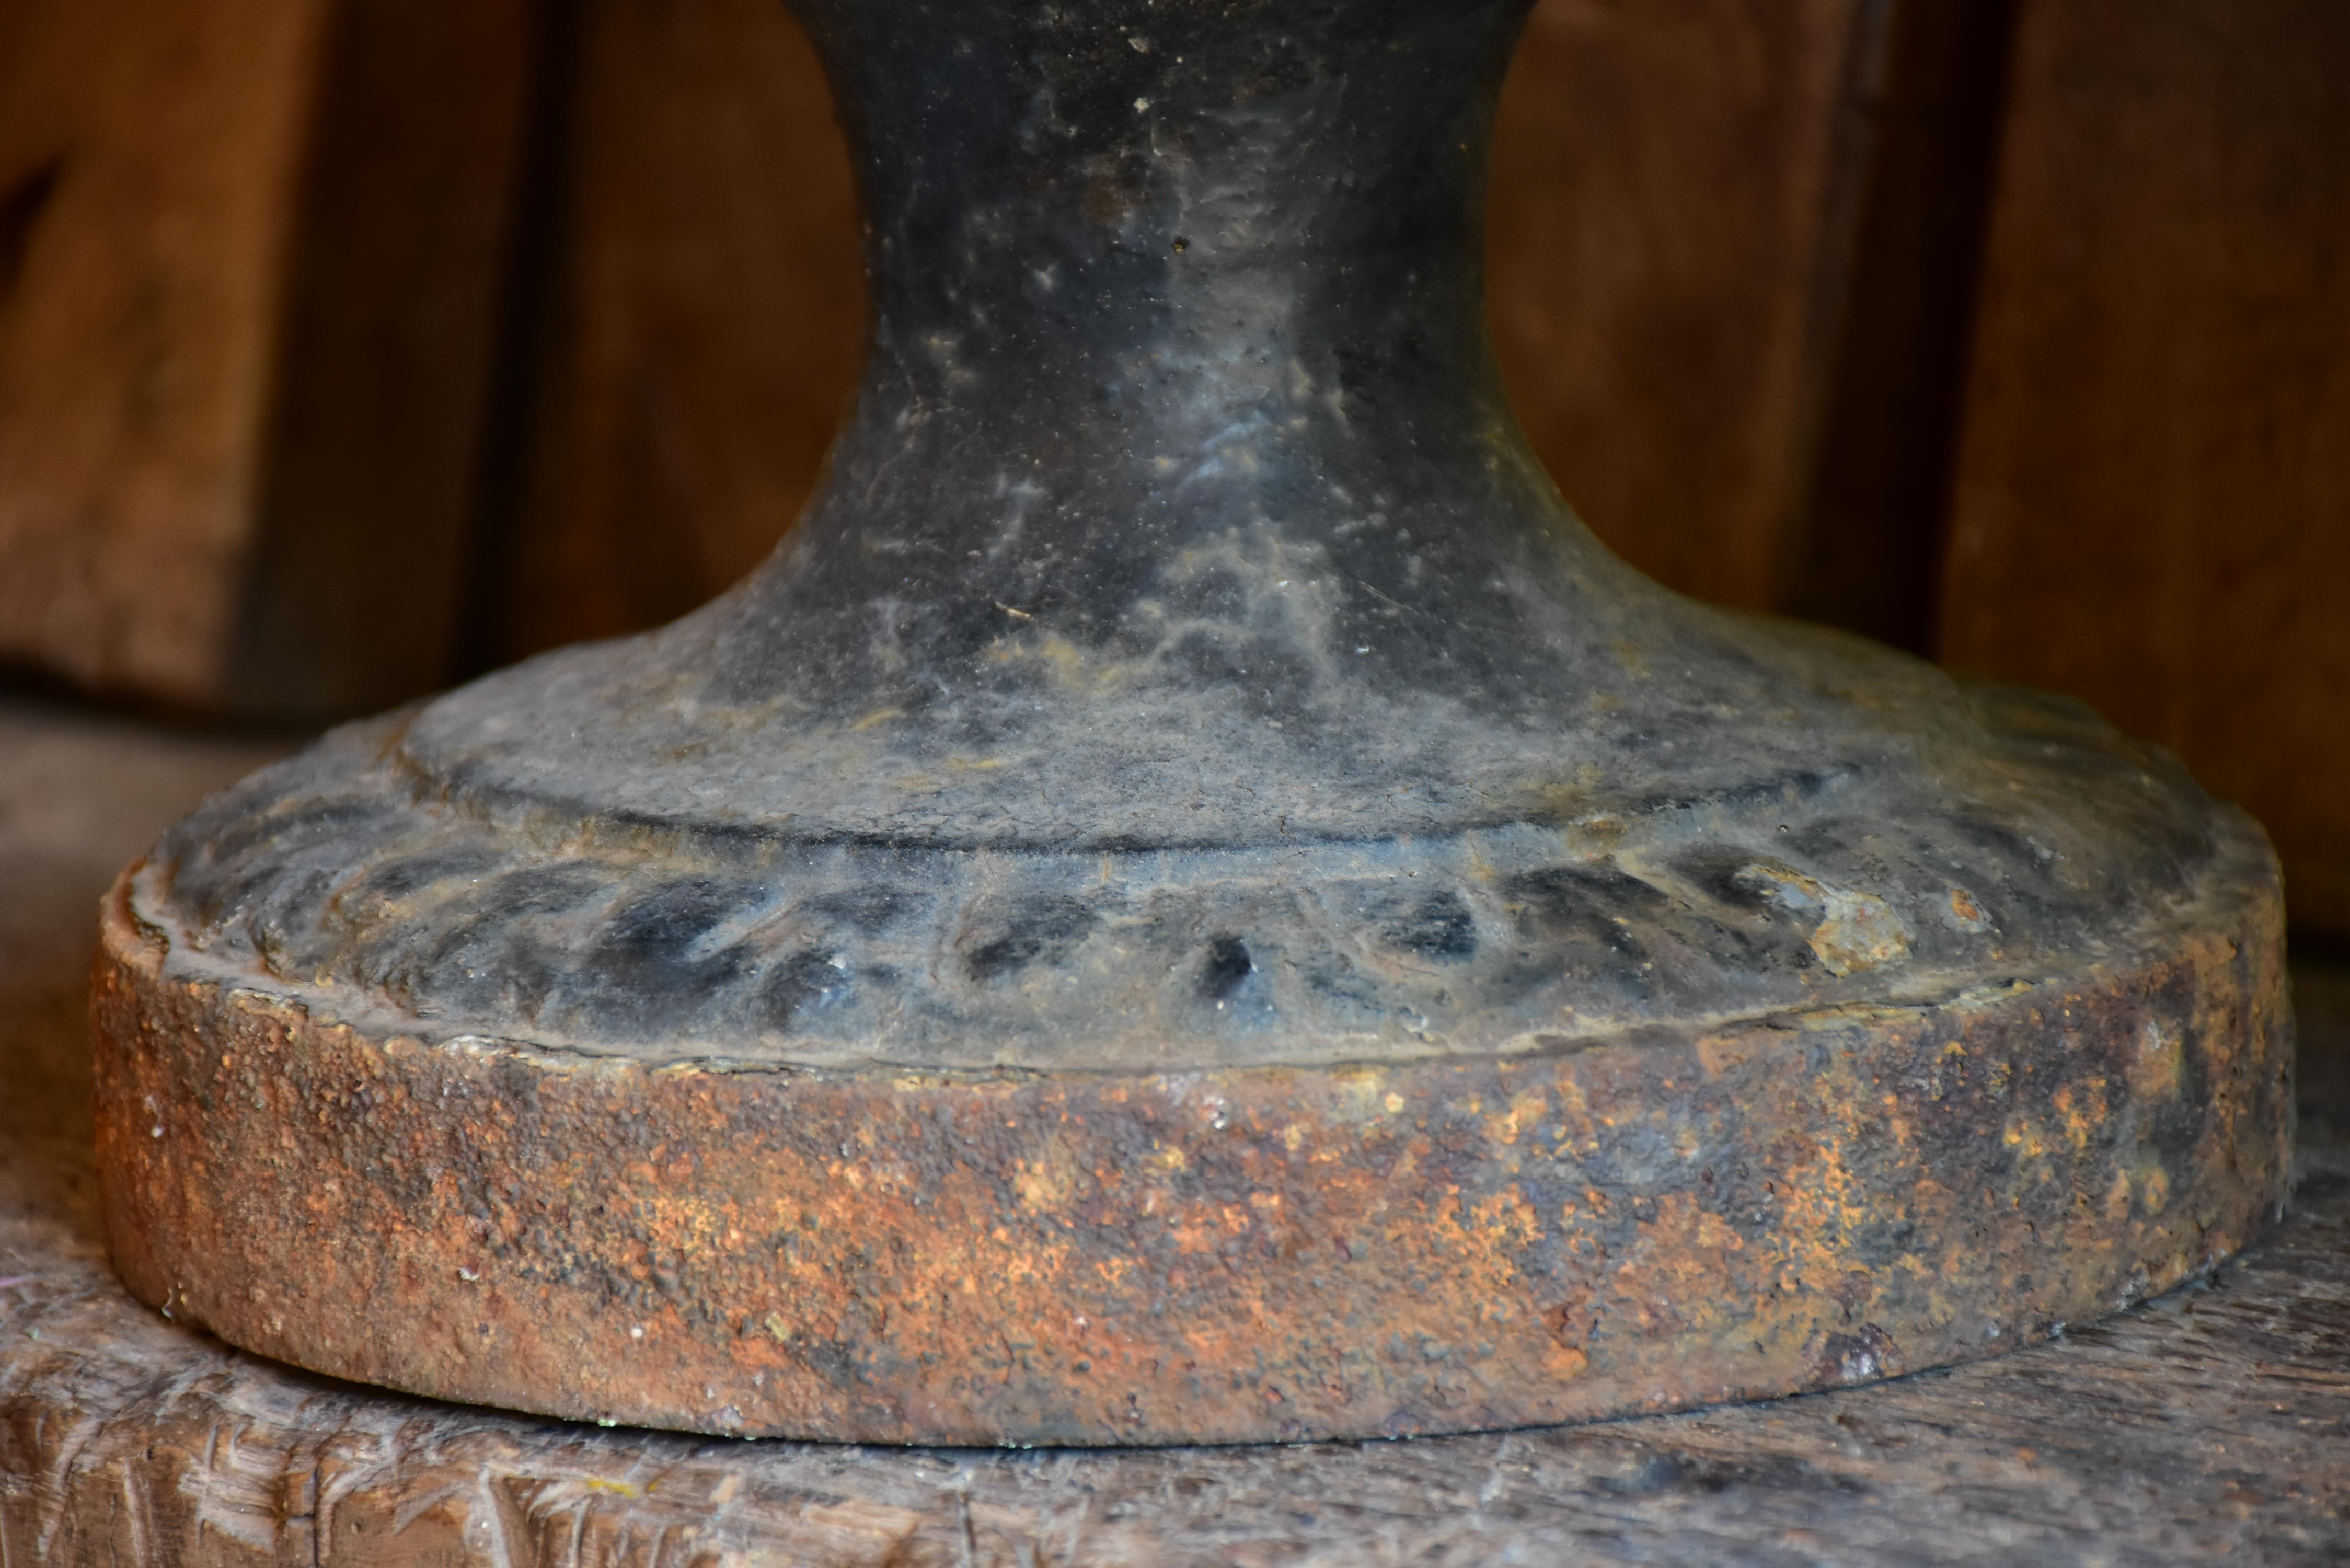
[779,0,1540,568]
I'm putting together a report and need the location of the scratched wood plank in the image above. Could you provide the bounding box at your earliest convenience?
[3,698,2348,1565]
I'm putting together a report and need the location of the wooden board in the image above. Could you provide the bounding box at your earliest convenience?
[0,0,331,707]
[0,0,535,718]
[1938,0,2350,936]
[1773,0,2018,654]
[1486,0,1873,612]
[222,0,542,718]
[480,0,865,668]
[4,708,2348,1564]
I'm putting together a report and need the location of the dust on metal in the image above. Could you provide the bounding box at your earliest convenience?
[93,0,2293,1444]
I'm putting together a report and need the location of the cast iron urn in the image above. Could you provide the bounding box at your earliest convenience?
[94,0,2291,1445]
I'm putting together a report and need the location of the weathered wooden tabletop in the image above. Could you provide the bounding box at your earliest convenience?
[4,695,2346,1567]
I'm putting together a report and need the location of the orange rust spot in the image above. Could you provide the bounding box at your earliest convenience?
[1483,1087,1548,1147]
[1541,1342,1591,1379]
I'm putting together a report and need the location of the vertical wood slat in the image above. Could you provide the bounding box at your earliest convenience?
[0,0,538,718]
[1776,0,2019,655]
[1486,0,2019,645]
[1939,0,2350,934]
[0,0,333,706]
[226,0,543,718]
[480,0,864,672]
[1486,0,1875,614]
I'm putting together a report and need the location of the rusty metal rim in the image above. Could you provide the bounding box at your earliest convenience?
[93,843,2294,1447]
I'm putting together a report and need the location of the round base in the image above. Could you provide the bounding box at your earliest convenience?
[102,0,2290,1446]
[95,822,2290,1446]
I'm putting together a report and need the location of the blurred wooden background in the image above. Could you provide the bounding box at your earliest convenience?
[0,0,2343,935]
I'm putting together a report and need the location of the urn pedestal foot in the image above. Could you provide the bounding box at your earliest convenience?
[93,0,2293,1445]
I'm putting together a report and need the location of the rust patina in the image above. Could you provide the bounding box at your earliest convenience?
[95,824,2289,1444]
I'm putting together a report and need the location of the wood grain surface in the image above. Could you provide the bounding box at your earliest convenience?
[480,0,866,668]
[0,0,332,706]
[1938,0,2350,938]
[1487,0,1873,613]
[5,702,2347,1563]
[1774,0,2018,655]
[0,0,535,718]
[221,0,540,718]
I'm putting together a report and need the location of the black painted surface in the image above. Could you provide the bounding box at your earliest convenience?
[141,0,2248,1071]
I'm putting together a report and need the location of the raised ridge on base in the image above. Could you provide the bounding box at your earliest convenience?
[95,814,2290,1445]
